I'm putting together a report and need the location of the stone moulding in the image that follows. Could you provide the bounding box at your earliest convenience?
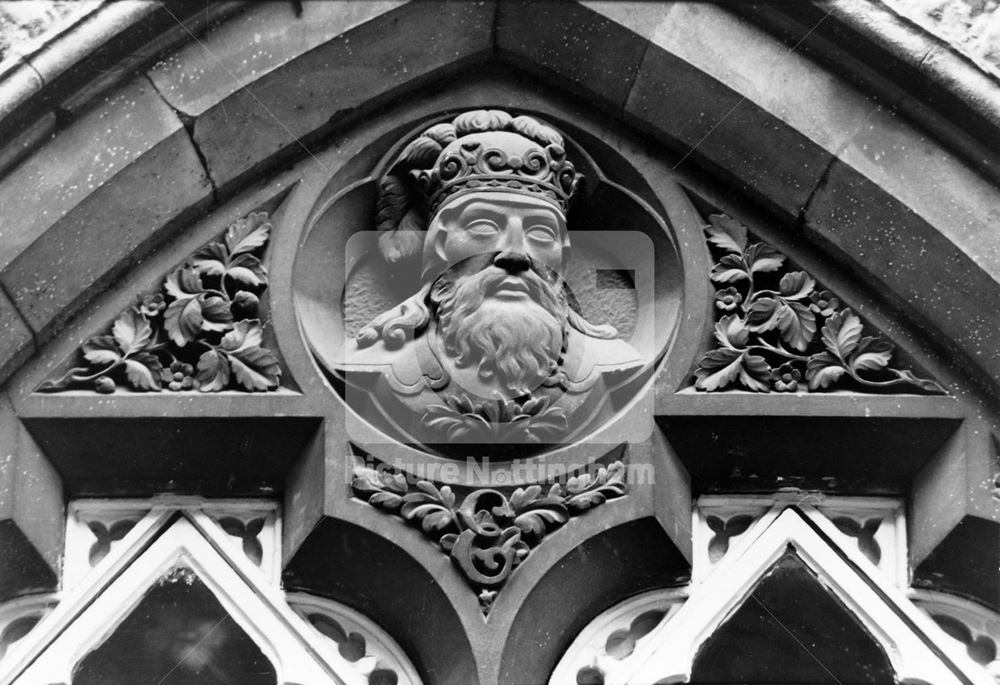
[351,458,628,612]
[694,213,946,394]
[38,210,281,394]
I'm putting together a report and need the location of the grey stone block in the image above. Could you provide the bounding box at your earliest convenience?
[0,74,213,339]
[189,1,495,191]
[0,287,32,386]
[497,0,653,109]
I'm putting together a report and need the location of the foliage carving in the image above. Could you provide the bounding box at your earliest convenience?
[695,214,945,394]
[352,460,627,611]
[38,212,281,394]
[422,392,568,444]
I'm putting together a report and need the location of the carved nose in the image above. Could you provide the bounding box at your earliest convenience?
[493,250,531,273]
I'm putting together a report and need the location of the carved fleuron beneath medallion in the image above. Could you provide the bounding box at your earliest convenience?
[694,213,945,394]
[38,211,281,394]
[352,455,628,612]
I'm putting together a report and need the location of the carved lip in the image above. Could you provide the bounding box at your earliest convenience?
[493,276,530,297]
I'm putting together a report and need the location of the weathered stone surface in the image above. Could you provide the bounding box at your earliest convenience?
[0,288,32,386]
[189,1,495,191]
[0,75,188,274]
[640,3,885,155]
[0,75,212,339]
[0,1,90,63]
[884,0,1000,76]
[579,1,675,40]
[496,1,652,108]
[803,159,1000,383]
[627,43,831,220]
[148,0,405,117]
[0,55,42,122]
[837,106,1000,276]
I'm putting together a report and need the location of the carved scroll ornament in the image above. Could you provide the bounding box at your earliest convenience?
[352,460,627,611]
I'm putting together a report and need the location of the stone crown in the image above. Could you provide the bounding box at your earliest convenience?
[414,131,579,217]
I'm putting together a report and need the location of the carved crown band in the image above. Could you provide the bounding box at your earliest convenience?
[416,142,578,217]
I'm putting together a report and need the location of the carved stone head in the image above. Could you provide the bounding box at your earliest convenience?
[374,109,581,282]
[349,110,644,448]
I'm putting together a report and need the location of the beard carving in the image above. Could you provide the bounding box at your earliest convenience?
[431,257,567,397]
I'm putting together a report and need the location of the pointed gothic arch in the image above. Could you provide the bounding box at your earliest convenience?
[0,2,998,684]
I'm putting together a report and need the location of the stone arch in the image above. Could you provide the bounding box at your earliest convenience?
[1,3,999,685]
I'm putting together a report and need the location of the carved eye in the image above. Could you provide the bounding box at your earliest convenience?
[465,219,500,237]
[526,224,557,243]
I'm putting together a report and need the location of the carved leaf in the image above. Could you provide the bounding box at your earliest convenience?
[199,295,234,332]
[710,253,749,283]
[164,266,206,300]
[190,242,228,277]
[509,485,542,510]
[739,354,771,392]
[112,309,154,356]
[821,309,863,361]
[419,509,454,534]
[225,212,271,256]
[228,348,280,391]
[777,300,816,353]
[705,214,748,254]
[196,348,230,392]
[849,336,893,373]
[219,320,264,352]
[369,491,403,511]
[745,242,785,274]
[695,349,745,391]
[218,320,280,391]
[778,271,816,300]
[164,297,203,347]
[124,353,162,391]
[82,336,121,365]
[805,352,846,390]
[513,508,568,540]
[714,314,749,350]
[746,297,782,333]
[226,253,268,288]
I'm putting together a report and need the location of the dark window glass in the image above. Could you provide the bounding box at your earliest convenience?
[690,551,894,684]
[74,567,277,685]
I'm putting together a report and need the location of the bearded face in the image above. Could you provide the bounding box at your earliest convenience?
[430,254,568,397]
